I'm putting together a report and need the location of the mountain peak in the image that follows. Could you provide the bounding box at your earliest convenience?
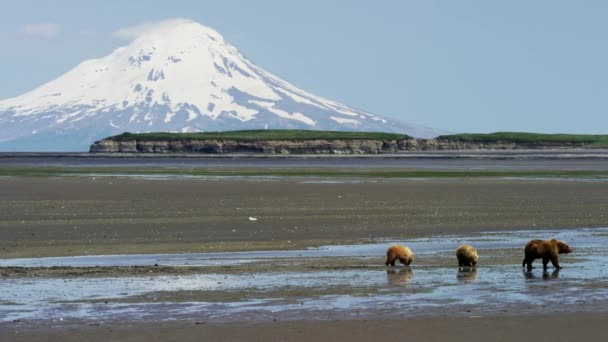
[0,19,441,151]
[125,18,226,47]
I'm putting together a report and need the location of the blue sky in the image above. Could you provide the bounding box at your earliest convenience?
[1,0,607,134]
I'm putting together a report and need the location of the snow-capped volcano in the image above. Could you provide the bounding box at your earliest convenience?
[0,18,441,151]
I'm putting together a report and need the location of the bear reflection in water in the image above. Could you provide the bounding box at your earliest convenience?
[523,268,560,280]
[386,268,414,285]
[457,267,478,283]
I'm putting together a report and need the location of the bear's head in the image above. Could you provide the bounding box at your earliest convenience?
[471,250,479,266]
[555,240,573,254]
[399,254,414,266]
[471,258,478,267]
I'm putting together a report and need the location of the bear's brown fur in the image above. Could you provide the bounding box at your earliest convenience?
[456,244,478,267]
[385,244,414,266]
[522,239,573,269]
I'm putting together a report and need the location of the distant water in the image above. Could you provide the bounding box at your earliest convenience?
[2,151,608,170]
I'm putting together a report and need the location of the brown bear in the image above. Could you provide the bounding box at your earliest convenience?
[522,239,573,270]
[385,244,414,266]
[456,244,478,267]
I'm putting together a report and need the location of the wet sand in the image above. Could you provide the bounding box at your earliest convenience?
[1,177,608,258]
[3,314,608,342]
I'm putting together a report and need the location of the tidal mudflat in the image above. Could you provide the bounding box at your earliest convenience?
[1,227,607,326]
[1,162,608,340]
[2,176,608,258]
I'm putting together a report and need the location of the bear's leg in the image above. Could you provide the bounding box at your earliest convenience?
[523,258,533,269]
[542,256,550,269]
[386,254,396,266]
[458,256,467,267]
[550,255,561,269]
[386,252,394,266]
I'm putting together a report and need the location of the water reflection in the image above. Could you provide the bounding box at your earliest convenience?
[523,269,560,280]
[457,267,478,283]
[386,268,414,286]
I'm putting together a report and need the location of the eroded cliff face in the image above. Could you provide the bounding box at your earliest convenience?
[89,138,596,154]
[402,139,594,151]
[89,139,409,154]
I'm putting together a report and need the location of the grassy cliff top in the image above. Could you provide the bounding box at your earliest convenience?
[103,130,412,142]
[438,132,608,146]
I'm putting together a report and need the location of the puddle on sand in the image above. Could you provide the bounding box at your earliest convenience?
[1,227,608,324]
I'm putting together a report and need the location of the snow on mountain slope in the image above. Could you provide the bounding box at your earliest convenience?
[0,18,442,151]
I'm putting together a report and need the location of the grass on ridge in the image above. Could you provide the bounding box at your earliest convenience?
[439,132,608,146]
[103,130,412,142]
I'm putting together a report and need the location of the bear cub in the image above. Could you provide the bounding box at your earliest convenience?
[385,245,414,266]
[456,244,478,267]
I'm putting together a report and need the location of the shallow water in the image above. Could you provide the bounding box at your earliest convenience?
[4,153,608,170]
[2,227,605,268]
[1,228,608,324]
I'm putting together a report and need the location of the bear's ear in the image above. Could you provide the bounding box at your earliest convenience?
[550,239,557,243]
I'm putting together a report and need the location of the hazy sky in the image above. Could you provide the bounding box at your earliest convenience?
[1,0,607,134]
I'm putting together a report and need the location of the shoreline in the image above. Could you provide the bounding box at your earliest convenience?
[3,148,608,158]
[0,224,604,260]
